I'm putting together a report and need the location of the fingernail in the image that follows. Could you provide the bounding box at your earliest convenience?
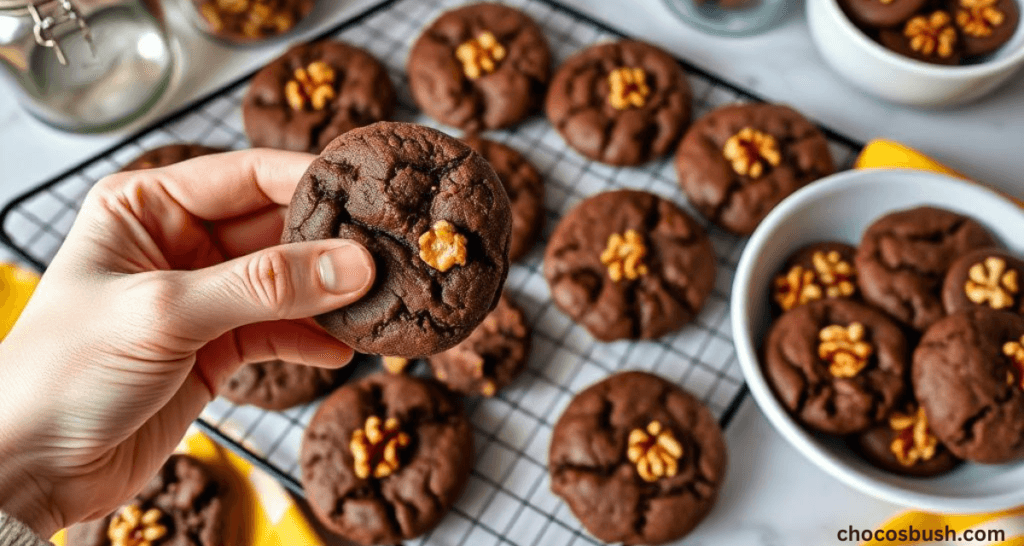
[318,243,374,295]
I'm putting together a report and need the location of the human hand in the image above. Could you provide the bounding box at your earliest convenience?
[0,149,375,537]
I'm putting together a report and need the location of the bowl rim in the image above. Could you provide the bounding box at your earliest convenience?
[731,168,1024,513]
[819,0,1024,78]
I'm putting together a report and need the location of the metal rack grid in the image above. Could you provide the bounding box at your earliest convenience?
[0,0,863,544]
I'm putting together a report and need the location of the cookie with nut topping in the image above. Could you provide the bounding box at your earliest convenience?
[407,3,551,132]
[193,0,312,42]
[66,455,223,546]
[943,247,1024,316]
[243,40,396,154]
[913,308,1024,463]
[851,403,961,477]
[772,242,859,315]
[549,371,727,545]
[283,122,511,357]
[675,103,835,236]
[878,10,964,65]
[546,40,693,166]
[952,0,1020,57]
[544,189,716,341]
[301,373,473,545]
[763,299,909,435]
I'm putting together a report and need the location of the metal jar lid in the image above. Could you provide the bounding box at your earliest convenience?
[1,0,92,64]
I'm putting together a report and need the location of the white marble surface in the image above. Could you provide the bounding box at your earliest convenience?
[2,0,1023,542]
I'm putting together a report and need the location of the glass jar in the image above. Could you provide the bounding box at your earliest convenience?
[662,0,795,37]
[0,0,175,132]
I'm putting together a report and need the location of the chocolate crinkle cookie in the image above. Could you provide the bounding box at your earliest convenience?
[301,373,473,545]
[282,122,511,357]
[549,371,727,545]
[219,359,341,410]
[121,144,226,171]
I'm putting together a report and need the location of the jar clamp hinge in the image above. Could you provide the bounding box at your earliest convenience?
[27,0,93,65]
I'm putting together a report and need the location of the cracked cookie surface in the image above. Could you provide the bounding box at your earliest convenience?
[220,359,341,410]
[543,189,715,341]
[549,371,726,545]
[675,103,834,235]
[407,2,551,132]
[300,373,473,545]
[856,206,995,332]
[545,40,692,166]
[763,299,908,435]
[121,144,226,171]
[283,121,511,357]
[913,308,1024,463]
[243,40,396,154]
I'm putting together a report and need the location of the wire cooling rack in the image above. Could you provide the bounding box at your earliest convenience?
[0,0,863,543]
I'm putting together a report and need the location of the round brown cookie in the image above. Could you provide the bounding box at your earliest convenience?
[763,299,908,435]
[878,11,963,65]
[462,136,544,262]
[243,40,396,154]
[193,0,312,42]
[282,122,512,357]
[428,293,530,396]
[301,373,473,545]
[545,40,692,166]
[549,371,726,545]
[952,0,1020,57]
[913,308,1024,463]
[121,144,226,171]
[839,0,928,28]
[851,403,961,477]
[543,189,716,341]
[67,455,222,546]
[219,360,341,410]
[772,241,859,315]
[675,103,835,236]
[943,248,1024,316]
[856,206,995,331]
[407,3,551,132]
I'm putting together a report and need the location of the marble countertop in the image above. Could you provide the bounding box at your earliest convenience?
[2,0,1023,542]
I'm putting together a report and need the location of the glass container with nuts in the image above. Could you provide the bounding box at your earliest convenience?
[185,0,314,44]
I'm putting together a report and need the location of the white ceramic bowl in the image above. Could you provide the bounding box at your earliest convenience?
[807,0,1024,107]
[732,169,1024,513]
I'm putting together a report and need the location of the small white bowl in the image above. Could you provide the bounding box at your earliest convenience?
[807,0,1024,107]
[732,169,1024,513]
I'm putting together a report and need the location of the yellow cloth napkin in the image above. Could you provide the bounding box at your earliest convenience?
[0,263,39,339]
[855,140,1024,546]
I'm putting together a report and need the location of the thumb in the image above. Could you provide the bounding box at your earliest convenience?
[173,239,375,336]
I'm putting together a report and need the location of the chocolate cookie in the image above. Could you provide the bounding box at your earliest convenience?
[219,360,341,410]
[243,40,396,154]
[462,136,544,262]
[675,104,835,236]
[763,299,908,435]
[549,371,726,545]
[856,206,995,331]
[953,0,1020,57]
[851,403,960,477]
[772,242,858,314]
[67,455,222,546]
[914,308,1024,463]
[301,373,473,545]
[543,189,716,341]
[428,293,530,396]
[193,0,312,42]
[282,122,512,357]
[943,247,1024,316]
[121,144,226,171]
[545,40,692,166]
[878,10,963,65]
[407,3,551,132]
[839,0,928,27]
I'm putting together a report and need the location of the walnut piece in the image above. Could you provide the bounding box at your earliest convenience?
[600,229,649,282]
[812,251,856,298]
[1004,336,1024,389]
[350,416,411,479]
[382,356,410,375]
[888,406,938,467]
[107,504,167,546]
[419,220,468,272]
[626,420,684,482]
[285,61,336,111]
[966,256,1018,310]
[455,31,506,80]
[957,0,1007,37]
[722,127,782,179]
[818,322,873,378]
[773,251,856,311]
[607,67,650,110]
[773,266,821,311]
[904,11,958,58]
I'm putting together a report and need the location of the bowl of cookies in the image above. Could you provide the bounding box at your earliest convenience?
[807,0,1024,107]
[732,168,1024,513]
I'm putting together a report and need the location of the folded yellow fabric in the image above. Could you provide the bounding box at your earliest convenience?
[856,139,1024,546]
[0,263,39,339]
